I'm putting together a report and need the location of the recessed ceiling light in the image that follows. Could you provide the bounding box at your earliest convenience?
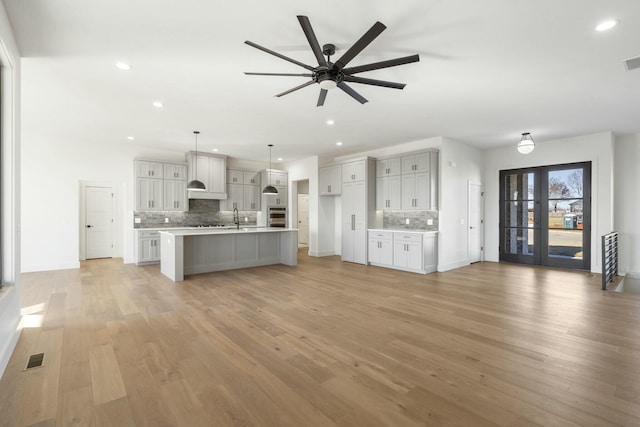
[596,19,618,32]
[336,141,343,146]
[326,119,335,125]
[152,101,164,108]
[127,136,135,141]
[277,157,283,161]
[212,148,218,152]
[116,62,131,70]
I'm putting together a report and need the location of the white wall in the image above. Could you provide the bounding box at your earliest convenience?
[21,133,186,272]
[284,156,319,256]
[0,1,23,378]
[614,134,640,274]
[438,138,483,271]
[484,132,614,273]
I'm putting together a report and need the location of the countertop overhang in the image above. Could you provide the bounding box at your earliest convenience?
[368,228,438,234]
[159,227,297,236]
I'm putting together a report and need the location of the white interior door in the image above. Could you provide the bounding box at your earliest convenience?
[469,183,483,263]
[85,186,114,259]
[297,194,309,246]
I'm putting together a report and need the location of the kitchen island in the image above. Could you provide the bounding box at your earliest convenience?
[160,227,298,282]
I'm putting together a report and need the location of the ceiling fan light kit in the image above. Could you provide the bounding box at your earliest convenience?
[187,130,207,191]
[517,132,535,154]
[244,15,420,106]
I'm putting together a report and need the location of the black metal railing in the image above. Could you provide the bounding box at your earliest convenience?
[602,232,618,290]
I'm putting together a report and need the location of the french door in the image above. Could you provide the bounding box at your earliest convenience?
[499,162,591,270]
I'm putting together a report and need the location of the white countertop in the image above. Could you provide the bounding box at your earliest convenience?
[160,227,297,236]
[368,228,438,234]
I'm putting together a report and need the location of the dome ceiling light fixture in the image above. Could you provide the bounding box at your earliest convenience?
[262,144,278,195]
[517,132,535,154]
[187,131,206,191]
[244,15,420,107]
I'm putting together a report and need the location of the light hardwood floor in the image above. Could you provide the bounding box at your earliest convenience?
[1,253,640,426]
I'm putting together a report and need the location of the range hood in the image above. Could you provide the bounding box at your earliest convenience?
[185,151,228,200]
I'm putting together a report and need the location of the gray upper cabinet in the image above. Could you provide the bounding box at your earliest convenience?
[343,160,366,183]
[376,158,401,177]
[319,164,342,196]
[222,169,261,211]
[136,161,164,178]
[243,171,260,186]
[164,163,187,180]
[135,160,187,212]
[227,169,243,184]
[401,153,430,174]
[400,151,438,210]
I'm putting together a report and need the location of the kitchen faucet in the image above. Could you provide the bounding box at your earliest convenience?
[233,207,239,230]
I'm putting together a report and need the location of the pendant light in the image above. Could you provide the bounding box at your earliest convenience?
[262,144,278,194]
[187,131,206,191]
[517,132,535,154]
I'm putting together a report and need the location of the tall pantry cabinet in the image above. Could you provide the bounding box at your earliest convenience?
[341,158,376,264]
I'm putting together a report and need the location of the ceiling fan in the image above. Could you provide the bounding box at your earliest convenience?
[244,16,420,106]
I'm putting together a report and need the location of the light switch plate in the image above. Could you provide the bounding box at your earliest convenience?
[134,217,141,224]
[405,218,410,225]
[427,219,433,225]
[165,217,169,223]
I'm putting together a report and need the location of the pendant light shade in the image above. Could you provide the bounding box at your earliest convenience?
[262,144,278,194]
[187,130,206,191]
[517,132,535,154]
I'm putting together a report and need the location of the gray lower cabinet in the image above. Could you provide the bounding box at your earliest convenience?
[135,230,161,264]
[367,230,437,274]
[368,230,393,267]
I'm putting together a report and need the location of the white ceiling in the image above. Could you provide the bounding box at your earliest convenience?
[4,0,640,163]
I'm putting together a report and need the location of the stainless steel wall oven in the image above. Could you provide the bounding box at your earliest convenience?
[267,207,287,228]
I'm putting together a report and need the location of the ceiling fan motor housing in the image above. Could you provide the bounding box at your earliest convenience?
[316,69,343,87]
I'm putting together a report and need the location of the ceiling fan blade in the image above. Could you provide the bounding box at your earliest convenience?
[245,72,314,77]
[333,22,386,71]
[337,82,368,104]
[343,76,406,89]
[317,89,328,107]
[275,80,315,97]
[343,54,420,75]
[298,16,328,68]
[245,40,315,71]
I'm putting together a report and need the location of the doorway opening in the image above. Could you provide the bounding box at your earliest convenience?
[296,180,309,248]
[468,182,484,263]
[499,162,591,270]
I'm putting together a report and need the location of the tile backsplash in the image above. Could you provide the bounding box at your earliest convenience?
[383,210,438,231]
[134,199,257,228]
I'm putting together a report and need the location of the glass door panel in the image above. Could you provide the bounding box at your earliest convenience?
[500,162,590,270]
[541,165,590,269]
[500,170,539,265]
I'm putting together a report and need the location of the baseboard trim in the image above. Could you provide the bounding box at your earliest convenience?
[437,259,470,272]
[21,261,81,273]
[0,316,21,380]
[309,250,337,257]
